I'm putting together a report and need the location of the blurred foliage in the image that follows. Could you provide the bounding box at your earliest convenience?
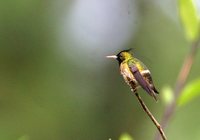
[18,135,30,140]
[0,0,200,140]
[119,133,134,140]
[161,86,174,105]
[179,0,200,41]
[178,78,200,106]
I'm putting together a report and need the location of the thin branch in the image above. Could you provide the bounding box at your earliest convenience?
[155,38,200,140]
[133,91,167,140]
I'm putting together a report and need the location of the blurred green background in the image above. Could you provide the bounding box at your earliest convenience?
[0,0,200,140]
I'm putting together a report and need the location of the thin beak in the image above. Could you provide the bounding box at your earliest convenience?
[106,55,117,59]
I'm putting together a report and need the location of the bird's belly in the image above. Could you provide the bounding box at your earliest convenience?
[120,68,139,91]
[120,67,134,80]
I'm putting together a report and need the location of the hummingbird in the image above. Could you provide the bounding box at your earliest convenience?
[107,49,159,101]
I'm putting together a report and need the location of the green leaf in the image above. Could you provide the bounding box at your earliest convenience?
[179,0,200,41]
[178,79,200,106]
[119,133,134,140]
[161,86,174,105]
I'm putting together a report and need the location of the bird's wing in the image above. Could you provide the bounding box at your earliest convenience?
[141,70,159,94]
[129,65,157,101]
[135,58,159,94]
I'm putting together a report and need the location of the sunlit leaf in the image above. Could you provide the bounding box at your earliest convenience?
[178,79,200,106]
[119,133,134,140]
[179,0,200,41]
[161,86,174,105]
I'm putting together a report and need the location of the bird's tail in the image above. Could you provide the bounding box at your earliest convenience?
[152,91,158,102]
[153,86,159,94]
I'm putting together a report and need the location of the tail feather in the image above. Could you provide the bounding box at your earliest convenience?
[152,91,158,101]
[151,86,159,101]
[152,86,159,94]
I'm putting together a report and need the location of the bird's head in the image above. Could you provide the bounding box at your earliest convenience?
[106,49,133,64]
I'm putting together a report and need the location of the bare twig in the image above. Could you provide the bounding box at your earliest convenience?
[155,38,200,140]
[133,91,167,140]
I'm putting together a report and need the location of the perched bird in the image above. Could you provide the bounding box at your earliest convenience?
[107,49,159,101]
